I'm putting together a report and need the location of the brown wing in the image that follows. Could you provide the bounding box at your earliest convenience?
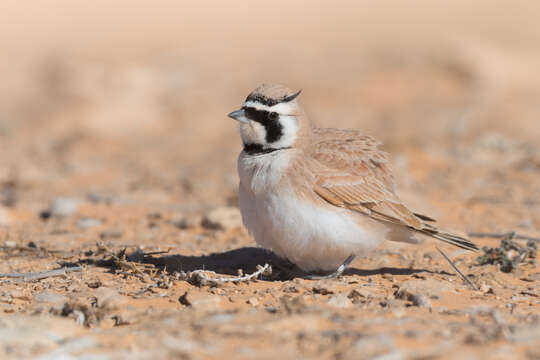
[310,128,422,229]
[309,128,478,251]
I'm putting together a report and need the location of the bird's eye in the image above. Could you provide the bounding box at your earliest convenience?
[268,112,279,121]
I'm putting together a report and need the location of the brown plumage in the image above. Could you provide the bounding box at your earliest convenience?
[232,83,477,274]
[308,128,477,251]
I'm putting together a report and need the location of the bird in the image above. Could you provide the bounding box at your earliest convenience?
[228,83,477,278]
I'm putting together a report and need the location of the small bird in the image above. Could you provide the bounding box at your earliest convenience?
[229,84,477,278]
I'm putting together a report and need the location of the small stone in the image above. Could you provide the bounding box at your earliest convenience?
[247,297,259,306]
[34,290,67,311]
[162,335,196,354]
[480,284,494,294]
[348,287,376,300]
[100,230,123,239]
[327,293,352,308]
[396,279,451,299]
[509,324,540,343]
[9,290,32,301]
[201,207,242,230]
[178,290,222,309]
[170,213,199,229]
[409,293,432,308]
[345,335,396,360]
[86,280,102,289]
[395,280,441,308]
[48,197,79,217]
[4,240,16,248]
[77,218,102,229]
[95,287,127,309]
[313,280,337,295]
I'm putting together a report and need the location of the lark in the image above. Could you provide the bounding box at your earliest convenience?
[229,83,477,278]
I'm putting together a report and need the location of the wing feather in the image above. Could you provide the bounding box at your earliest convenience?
[309,128,477,251]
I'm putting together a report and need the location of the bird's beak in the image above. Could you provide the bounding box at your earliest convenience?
[228,109,249,123]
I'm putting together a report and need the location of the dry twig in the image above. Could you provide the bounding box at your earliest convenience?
[436,247,478,291]
[178,264,272,286]
[0,266,82,281]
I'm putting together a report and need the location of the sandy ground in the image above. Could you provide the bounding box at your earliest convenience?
[1,2,539,359]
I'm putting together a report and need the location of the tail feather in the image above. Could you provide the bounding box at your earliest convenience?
[413,212,437,222]
[417,228,478,251]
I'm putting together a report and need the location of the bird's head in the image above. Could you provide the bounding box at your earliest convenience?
[228,84,310,154]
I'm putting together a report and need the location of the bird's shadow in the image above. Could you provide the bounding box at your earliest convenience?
[142,247,442,280]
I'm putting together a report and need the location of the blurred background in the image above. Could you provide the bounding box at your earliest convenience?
[1,0,539,233]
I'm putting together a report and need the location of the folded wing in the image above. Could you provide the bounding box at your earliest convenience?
[309,128,477,251]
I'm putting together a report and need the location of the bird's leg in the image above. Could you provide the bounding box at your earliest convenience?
[304,254,356,280]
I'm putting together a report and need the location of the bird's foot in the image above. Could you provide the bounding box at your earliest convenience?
[304,254,356,280]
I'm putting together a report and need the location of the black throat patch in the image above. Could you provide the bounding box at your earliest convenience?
[243,106,283,143]
[243,143,291,156]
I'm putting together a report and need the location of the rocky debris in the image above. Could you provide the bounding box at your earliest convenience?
[247,297,259,306]
[280,296,310,315]
[161,335,196,356]
[41,197,79,219]
[179,290,222,309]
[477,234,537,272]
[8,289,32,302]
[34,290,68,312]
[201,207,242,230]
[0,315,83,358]
[95,287,128,310]
[509,324,540,344]
[170,213,201,229]
[327,293,353,308]
[77,217,102,229]
[312,280,337,295]
[393,279,451,308]
[344,335,398,360]
[465,305,509,344]
[348,287,379,302]
[480,284,495,295]
[4,240,16,248]
[99,230,123,239]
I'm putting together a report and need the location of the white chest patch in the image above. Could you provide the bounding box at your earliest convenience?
[238,151,392,272]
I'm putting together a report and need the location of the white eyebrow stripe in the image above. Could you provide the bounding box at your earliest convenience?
[243,101,294,114]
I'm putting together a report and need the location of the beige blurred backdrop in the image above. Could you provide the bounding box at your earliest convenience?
[1,1,539,217]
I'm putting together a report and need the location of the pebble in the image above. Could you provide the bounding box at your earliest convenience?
[77,218,102,229]
[95,287,127,309]
[247,297,259,306]
[396,279,451,299]
[178,290,222,309]
[327,293,353,308]
[48,197,79,217]
[345,335,397,360]
[201,207,242,230]
[480,284,494,295]
[4,240,16,248]
[8,290,32,302]
[0,314,82,357]
[171,213,200,229]
[348,287,377,300]
[395,284,433,309]
[313,280,337,295]
[34,290,67,311]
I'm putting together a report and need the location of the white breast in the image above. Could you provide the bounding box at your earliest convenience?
[238,150,394,272]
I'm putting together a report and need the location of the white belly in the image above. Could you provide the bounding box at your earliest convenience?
[238,151,393,272]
